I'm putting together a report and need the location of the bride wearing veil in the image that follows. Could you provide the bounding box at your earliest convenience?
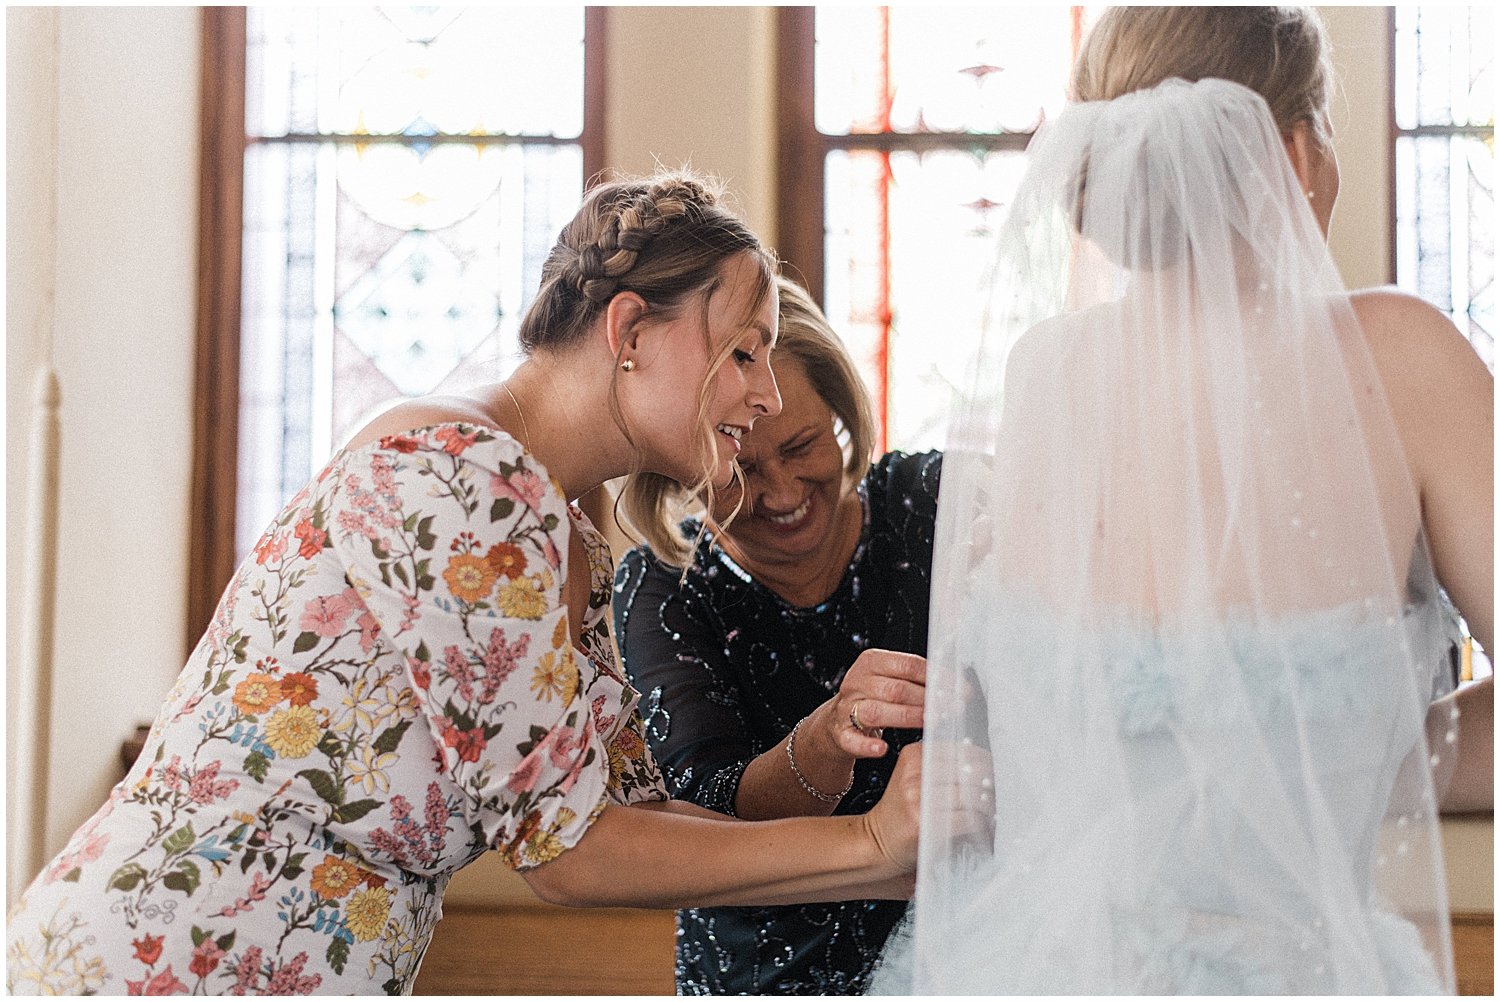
[873,7,1493,994]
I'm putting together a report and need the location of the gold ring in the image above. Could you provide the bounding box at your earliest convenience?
[849,702,865,732]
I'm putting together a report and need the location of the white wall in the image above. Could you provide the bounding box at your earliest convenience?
[6,7,201,887]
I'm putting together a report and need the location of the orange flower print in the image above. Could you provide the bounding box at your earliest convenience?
[125,965,188,995]
[293,518,328,559]
[378,433,421,453]
[433,425,479,456]
[232,673,283,716]
[132,933,164,966]
[279,672,318,707]
[484,542,529,579]
[442,553,498,604]
[441,721,488,764]
[252,531,287,566]
[310,855,365,899]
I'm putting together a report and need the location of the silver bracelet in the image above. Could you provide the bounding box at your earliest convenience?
[786,717,854,804]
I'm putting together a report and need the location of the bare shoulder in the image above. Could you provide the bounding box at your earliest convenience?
[1349,287,1491,397]
[342,391,504,452]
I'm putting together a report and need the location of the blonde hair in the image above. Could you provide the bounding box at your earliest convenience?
[1072,7,1334,139]
[769,277,875,493]
[523,171,778,565]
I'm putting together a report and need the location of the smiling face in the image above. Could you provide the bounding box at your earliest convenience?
[627,252,782,490]
[711,356,862,576]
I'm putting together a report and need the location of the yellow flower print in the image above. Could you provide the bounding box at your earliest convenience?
[6,910,108,994]
[310,855,365,899]
[264,705,322,758]
[442,553,498,605]
[498,575,548,620]
[530,649,578,703]
[607,743,627,786]
[232,672,283,716]
[555,807,577,828]
[345,885,393,942]
[551,615,569,650]
[523,828,565,866]
[332,677,383,735]
[347,743,399,796]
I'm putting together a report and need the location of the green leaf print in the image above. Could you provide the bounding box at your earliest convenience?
[107,862,148,891]
[162,823,196,857]
[416,515,437,550]
[372,719,412,756]
[491,498,515,521]
[332,799,382,824]
[328,936,351,976]
[297,768,344,806]
[293,630,321,654]
[244,749,270,782]
[162,859,201,895]
[543,513,559,531]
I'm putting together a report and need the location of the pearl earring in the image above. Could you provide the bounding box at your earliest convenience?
[1307,189,1316,201]
[620,359,636,372]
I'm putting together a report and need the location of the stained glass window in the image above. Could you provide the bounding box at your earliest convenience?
[807,7,1098,452]
[237,7,588,559]
[1393,6,1495,370]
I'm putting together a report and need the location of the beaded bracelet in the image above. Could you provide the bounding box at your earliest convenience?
[786,717,854,804]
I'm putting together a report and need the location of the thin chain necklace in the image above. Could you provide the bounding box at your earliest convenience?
[501,381,534,454]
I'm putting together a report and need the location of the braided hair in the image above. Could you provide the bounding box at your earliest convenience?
[516,170,779,565]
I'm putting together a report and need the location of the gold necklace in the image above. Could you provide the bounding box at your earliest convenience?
[501,381,534,454]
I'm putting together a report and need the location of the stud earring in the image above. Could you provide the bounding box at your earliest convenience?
[1307,189,1316,201]
[620,358,636,372]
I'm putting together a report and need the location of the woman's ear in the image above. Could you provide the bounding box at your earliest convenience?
[1282,120,1317,194]
[604,291,649,365]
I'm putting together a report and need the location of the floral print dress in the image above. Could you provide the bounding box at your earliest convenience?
[6,423,665,995]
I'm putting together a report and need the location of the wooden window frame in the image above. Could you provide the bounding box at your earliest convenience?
[187,7,608,651]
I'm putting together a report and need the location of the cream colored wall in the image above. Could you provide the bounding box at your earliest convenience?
[5,6,201,900]
[8,5,1486,913]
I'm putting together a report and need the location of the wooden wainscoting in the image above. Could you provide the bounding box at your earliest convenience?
[412,904,675,995]
[412,905,1493,995]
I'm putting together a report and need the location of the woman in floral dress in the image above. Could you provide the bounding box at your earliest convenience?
[5,172,925,995]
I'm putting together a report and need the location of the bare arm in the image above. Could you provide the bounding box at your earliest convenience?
[1355,289,1494,809]
[521,743,923,908]
[735,650,926,820]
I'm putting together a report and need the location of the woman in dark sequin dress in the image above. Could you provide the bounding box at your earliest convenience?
[614,279,940,994]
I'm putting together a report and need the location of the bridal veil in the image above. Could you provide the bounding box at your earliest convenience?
[894,78,1457,993]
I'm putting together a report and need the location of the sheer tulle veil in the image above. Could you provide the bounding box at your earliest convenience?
[875,78,1457,994]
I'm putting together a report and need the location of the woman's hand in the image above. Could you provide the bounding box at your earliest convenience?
[820,649,926,759]
[863,742,923,873]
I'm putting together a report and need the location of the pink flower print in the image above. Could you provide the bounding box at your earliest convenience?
[479,628,529,703]
[398,593,421,633]
[214,871,271,917]
[492,469,547,510]
[433,425,479,456]
[189,938,226,978]
[265,952,321,994]
[299,594,353,638]
[442,644,476,703]
[507,743,546,794]
[230,946,262,994]
[547,726,579,770]
[559,716,596,795]
[186,761,239,805]
[125,964,188,995]
[356,610,383,654]
[542,537,562,570]
[590,694,618,738]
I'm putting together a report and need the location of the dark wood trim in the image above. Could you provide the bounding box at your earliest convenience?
[584,6,607,187]
[187,7,248,656]
[776,6,823,303]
